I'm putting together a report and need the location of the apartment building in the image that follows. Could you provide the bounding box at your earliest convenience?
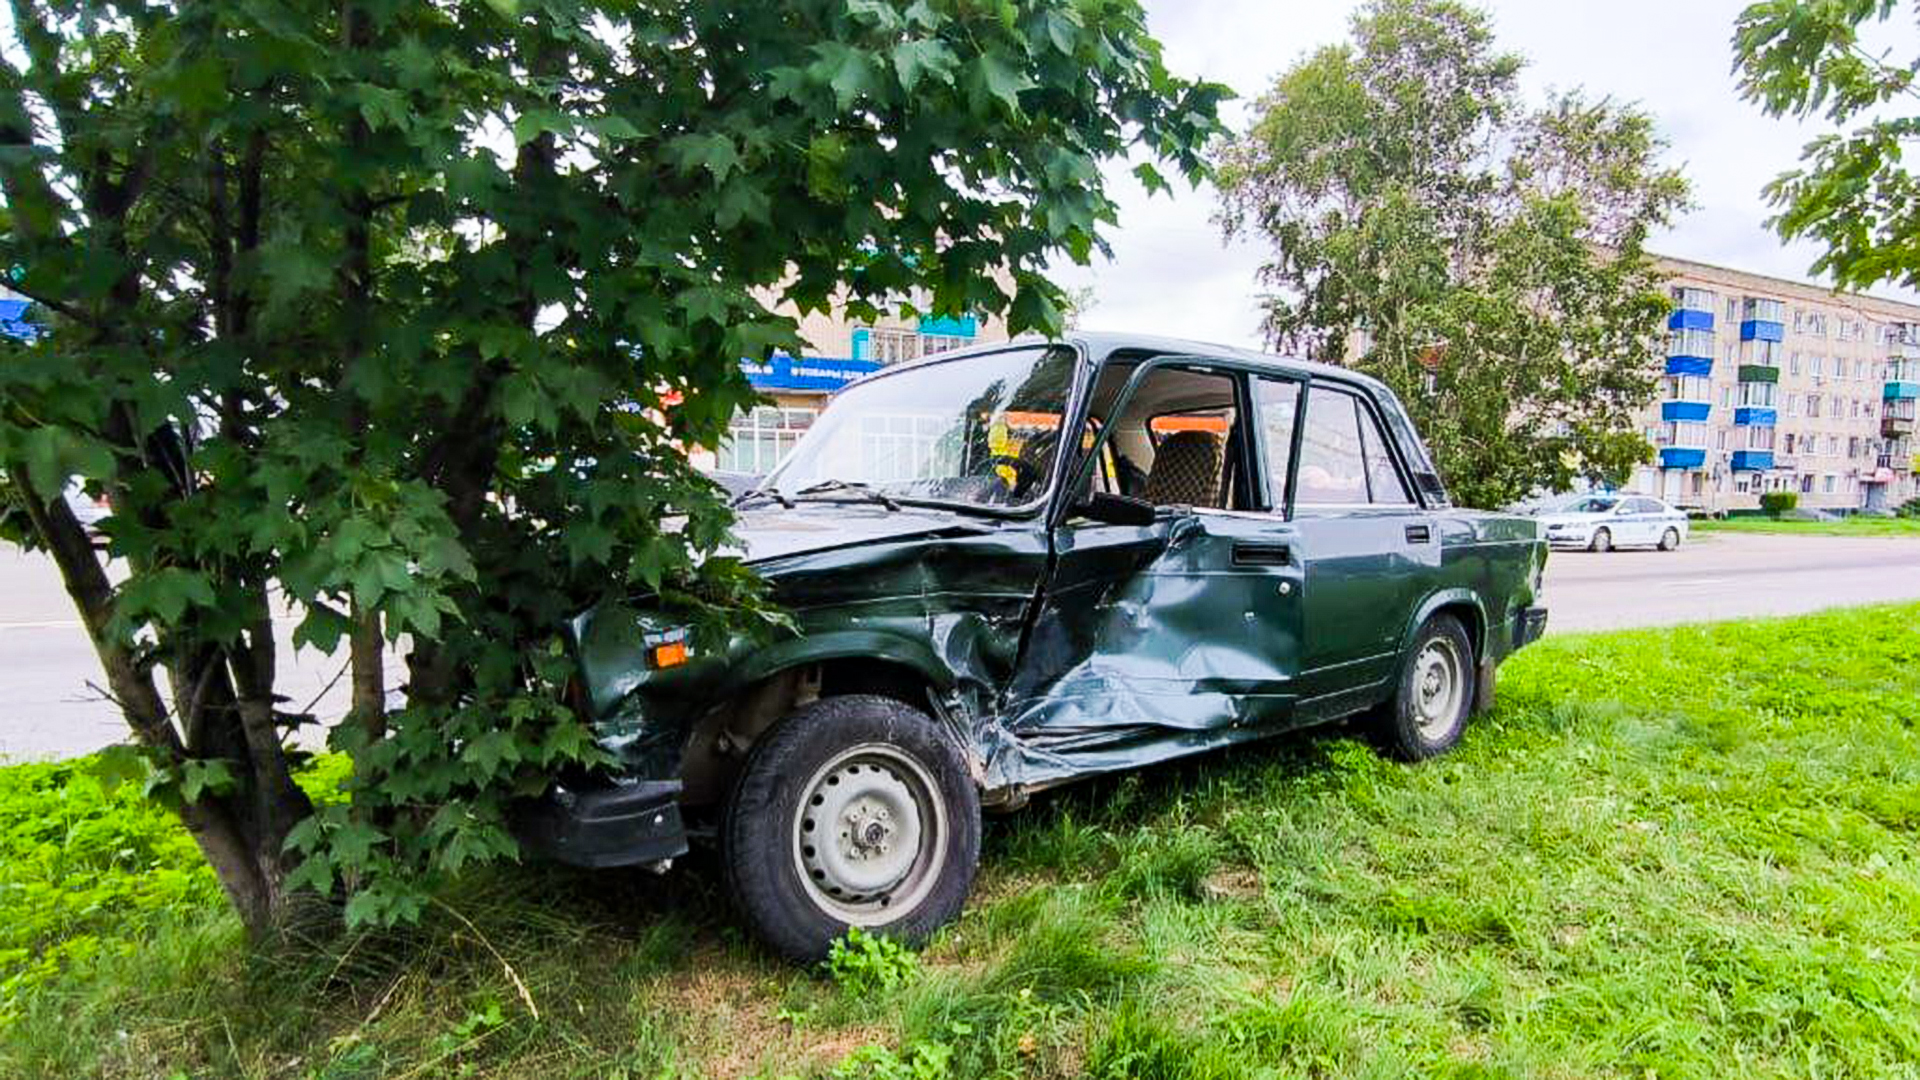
[698,298,1010,475]
[1631,256,1920,513]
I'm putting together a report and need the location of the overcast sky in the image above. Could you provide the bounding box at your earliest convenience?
[1050,0,1911,350]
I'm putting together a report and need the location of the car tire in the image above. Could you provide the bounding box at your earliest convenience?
[1589,528,1612,553]
[1658,527,1680,551]
[1370,614,1477,761]
[721,694,981,963]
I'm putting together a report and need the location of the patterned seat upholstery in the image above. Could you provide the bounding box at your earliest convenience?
[1144,431,1225,507]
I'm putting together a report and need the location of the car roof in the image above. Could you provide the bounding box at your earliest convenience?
[838,330,1399,401]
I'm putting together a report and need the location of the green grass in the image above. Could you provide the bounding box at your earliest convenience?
[1692,515,1920,537]
[4,605,1919,1078]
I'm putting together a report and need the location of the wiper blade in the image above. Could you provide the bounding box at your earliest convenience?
[732,488,793,509]
[793,479,901,511]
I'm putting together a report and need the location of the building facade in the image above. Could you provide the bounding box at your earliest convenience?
[696,300,1010,476]
[1630,256,1920,513]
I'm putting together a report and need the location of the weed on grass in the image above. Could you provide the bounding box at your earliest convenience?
[3,604,1918,1077]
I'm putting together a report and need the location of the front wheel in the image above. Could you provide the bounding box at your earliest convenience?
[1589,527,1612,553]
[722,694,981,963]
[1370,614,1477,761]
[1658,527,1680,551]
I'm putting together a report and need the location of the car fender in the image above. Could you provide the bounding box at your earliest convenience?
[720,627,959,698]
[1398,587,1490,662]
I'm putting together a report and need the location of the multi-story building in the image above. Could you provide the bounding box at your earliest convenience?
[698,299,1009,476]
[1629,256,1920,513]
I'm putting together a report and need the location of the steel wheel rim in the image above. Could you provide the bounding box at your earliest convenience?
[1594,529,1610,552]
[792,742,947,923]
[1662,529,1678,549]
[1411,637,1465,740]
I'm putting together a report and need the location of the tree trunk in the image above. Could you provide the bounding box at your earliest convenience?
[10,472,304,938]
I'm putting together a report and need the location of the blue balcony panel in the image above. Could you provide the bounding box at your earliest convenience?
[1668,309,1715,331]
[1731,450,1775,471]
[918,314,979,337]
[1661,401,1711,422]
[1733,407,1778,426]
[1659,447,1707,469]
[1739,319,1784,342]
[1886,381,1920,401]
[1665,355,1713,377]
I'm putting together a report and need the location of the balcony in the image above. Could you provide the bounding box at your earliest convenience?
[1658,447,1707,469]
[1660,400,1711,422]
[1737,363,1780,383]
[1733,406,1778,426]
[1886,399,1918,437]
[1731,449,1774,471]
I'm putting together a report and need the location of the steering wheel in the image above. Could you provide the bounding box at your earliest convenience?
[984,453,1042,499]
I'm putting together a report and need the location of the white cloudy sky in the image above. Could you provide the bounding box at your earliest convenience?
[1050,0,1915,350]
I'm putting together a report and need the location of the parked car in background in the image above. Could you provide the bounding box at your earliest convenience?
[516,333,1550,961]
[1538,494,1687,552]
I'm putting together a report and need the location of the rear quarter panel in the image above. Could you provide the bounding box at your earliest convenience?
[1413,511,1545,664]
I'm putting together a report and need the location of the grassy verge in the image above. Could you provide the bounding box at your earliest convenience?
[1692,516,1920,537]
[4,605,1919,1078]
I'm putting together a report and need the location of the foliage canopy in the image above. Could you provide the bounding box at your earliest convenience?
[0,0,1225,932]
[1216,0,1690,508]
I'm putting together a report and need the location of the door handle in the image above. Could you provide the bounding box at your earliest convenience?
[1404,524,1432,544]
[1231,541,1291,566]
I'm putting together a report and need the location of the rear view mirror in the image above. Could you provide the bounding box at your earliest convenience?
[1075,491,1156,527]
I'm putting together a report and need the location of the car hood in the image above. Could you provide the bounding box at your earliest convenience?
[724,503,1000,565]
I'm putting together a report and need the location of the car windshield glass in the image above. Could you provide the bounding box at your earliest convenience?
[1565,496,1619,513]
[764,345,1079,510]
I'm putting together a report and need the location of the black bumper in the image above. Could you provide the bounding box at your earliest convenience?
[1514,606,1548,650]
[512,779,689,869]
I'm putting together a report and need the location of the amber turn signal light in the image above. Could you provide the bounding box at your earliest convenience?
[650,641,688,669]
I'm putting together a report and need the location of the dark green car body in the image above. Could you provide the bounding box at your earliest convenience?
[519,333,1548,869]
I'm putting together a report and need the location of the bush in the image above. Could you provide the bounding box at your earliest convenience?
[1898,496,1920,519]
[1760,491,1799,516]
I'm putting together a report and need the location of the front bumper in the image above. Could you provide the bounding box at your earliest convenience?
[511,779,689,869]
[1513,605,1549,650]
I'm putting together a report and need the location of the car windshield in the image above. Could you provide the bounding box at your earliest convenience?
[1562,496,1619,513]
[762,344,1079,510]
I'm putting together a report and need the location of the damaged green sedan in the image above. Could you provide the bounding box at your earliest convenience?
[516,332,1548,960]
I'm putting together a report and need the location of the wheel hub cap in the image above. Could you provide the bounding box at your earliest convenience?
[794,747,944,919]
[1412,639,1463,739]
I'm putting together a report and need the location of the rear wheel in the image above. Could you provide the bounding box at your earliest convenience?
[722,694,980,963]
[1658,527,1680,551]
[1370,614,1477,761]
[1589,527,1612,553]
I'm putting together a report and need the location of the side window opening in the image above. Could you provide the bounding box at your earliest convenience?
[1295,384,1415,509]
[1081,364,1250,511]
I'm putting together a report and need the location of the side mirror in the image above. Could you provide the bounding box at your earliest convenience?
[1074,491,1157,527]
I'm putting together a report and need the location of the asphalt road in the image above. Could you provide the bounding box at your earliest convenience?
[5,531,1920,760]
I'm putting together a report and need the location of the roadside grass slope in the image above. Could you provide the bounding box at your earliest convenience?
[1692,516,1920,537]
[2,604,1916,1078]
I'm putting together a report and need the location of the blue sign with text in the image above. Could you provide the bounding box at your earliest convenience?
[741,354,881,392]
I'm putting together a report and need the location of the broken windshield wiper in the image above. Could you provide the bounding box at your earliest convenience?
[732,487,794,510]
[793,479,901,511]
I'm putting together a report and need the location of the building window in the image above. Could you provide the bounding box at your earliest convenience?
[1801,474,1815,493]
[1788,350,1801,374]
[718,405,818,474]
[1673,286,1716,311]
[1810,355,1825,377]
[1745,297,1785,323]
[1738,382,1777,407]
[1783,432,1796,454]
[1727,297,1740,322]
[1666,374,1710,400]
[1807,394,1821,417]
[858,327,972,365]
[1824,474,1837,493]
[1748,425,1776,450]
[1786,392,1800,416]
[1669,328,1715,357]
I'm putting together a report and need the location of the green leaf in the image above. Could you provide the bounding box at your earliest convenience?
[667,133,740,185]
[811,42,881,110]
[180,759,237,803]
[892,38,959,93]
[968,52,1035,116]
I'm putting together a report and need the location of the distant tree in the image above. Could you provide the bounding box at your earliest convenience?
[1214,0,1691,508]
[1735,0,1920,290]
[0,0,1224,935]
